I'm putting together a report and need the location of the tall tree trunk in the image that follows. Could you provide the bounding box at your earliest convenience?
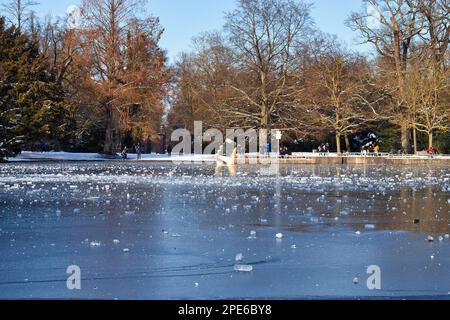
[261,106,270,130]
[413,125,417,154]
[344,133,351,152]
[104,106,115,155]
[401,121,410,153]
[428,131,433,149]
[336,132,341,155]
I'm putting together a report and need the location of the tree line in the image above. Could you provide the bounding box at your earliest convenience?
[1,0,449,160]
[168,0,449,154]
[1,0,170,159]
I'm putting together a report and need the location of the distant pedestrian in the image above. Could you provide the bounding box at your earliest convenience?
[121,147,128,160]
[265,143,270,156]
[135,142,142,160]
[280,146,289,158]
[319,143,326,156]
[167,144,173,156]
[427,147,438,156]
[361,146,367,156]
[407,143,413,155]
[373,145,380,156]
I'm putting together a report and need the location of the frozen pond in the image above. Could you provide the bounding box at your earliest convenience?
[0,162,449,299]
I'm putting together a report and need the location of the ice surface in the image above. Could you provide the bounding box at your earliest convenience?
[0,162,449,299]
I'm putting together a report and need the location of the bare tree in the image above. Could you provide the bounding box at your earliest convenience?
[169,33,242,133]
[407,58,449,149]
[224,0,312,131]
[1,0,39,31]
[299,40,377,154]
[416,0,450,67]
[348,0,425,152]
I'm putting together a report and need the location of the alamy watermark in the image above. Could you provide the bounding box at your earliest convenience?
[366,265,381,290]
[66,265,81,290]
[170,121,283,165]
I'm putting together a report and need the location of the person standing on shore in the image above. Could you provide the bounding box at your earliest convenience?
[373,144,380,156]
[136,142,142,160]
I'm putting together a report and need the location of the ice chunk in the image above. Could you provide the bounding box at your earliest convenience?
[90,241,101,247]
[235,253,243,262]
[234,264,253,272]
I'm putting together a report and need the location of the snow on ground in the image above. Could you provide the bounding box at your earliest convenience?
[7,151,216,162]
[8,151,449,163]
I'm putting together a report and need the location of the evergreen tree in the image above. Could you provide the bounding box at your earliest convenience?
[0,17,25,159]
[0,17,74,159]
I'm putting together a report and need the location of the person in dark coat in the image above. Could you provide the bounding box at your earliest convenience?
[136,142,142,160]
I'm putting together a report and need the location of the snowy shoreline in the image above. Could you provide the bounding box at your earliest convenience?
[3,151,450,165]
[5,151,217,163]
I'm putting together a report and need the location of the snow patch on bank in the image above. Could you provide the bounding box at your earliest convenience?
[7,152,216,162]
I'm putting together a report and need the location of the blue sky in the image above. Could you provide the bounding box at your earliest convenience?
[2,0,367,62]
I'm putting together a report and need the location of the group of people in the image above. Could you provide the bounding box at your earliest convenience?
[361,143,381,156]
[317,143,330,156]
[121,142,143,160]
[426,147,439,156]
[121,142,173,160]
